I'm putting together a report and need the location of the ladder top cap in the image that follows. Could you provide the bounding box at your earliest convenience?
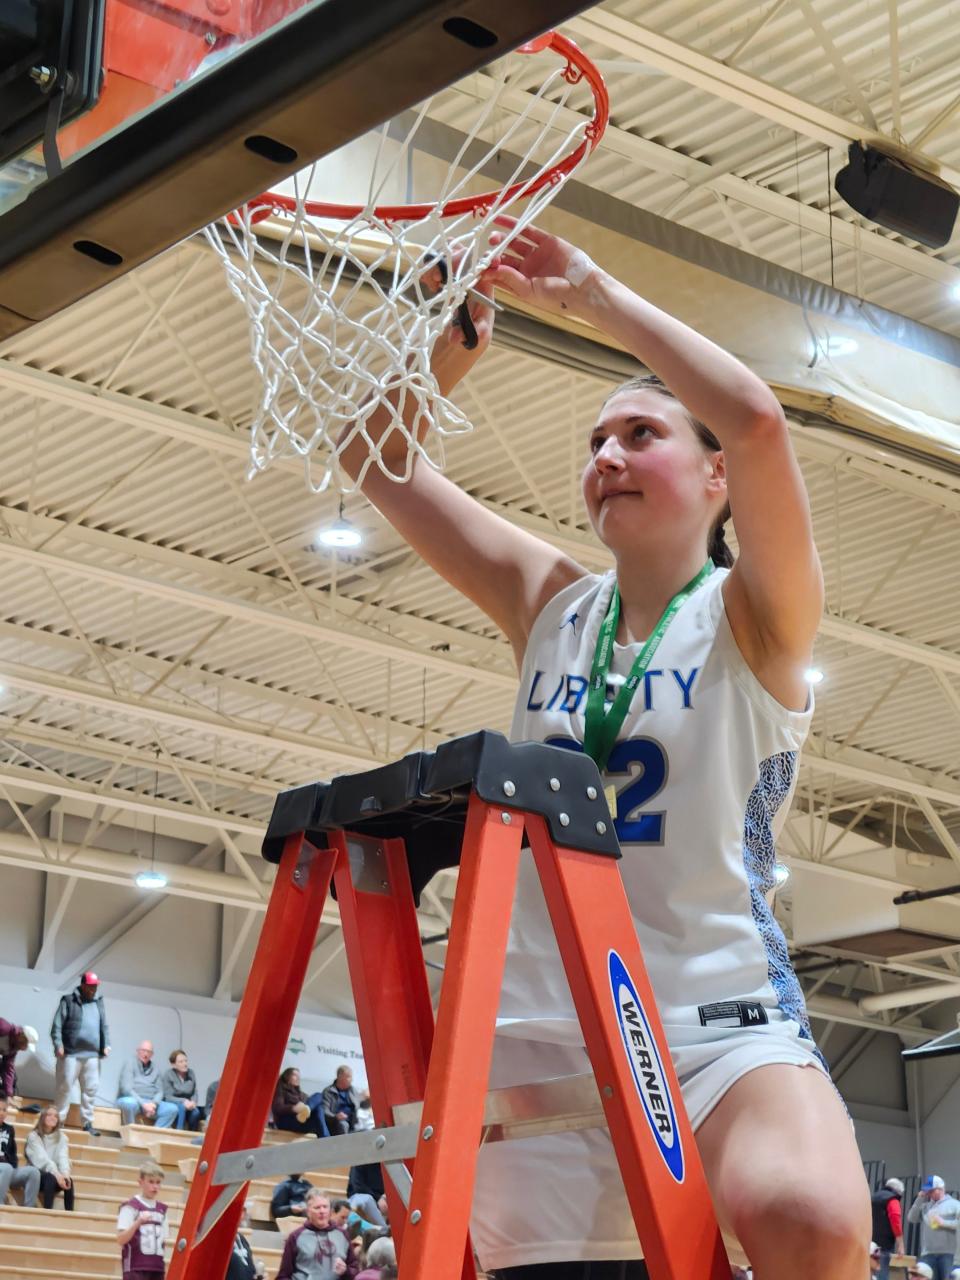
[260,731,620,867]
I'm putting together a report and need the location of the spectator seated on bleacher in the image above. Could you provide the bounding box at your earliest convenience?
[354,1094,374,1131]
[271,1171,314,1221]
[347,1161,385,1218]
[0,1020,38,1101]
[161,1048,203,1131]
[322,1066,360,1137]
[356,1235,395,1280]
[0,1092,40,1206]
[117,1040,179,1128]
[25,1104,74,1210]
[330,1196,381,1234]
[273,1067,329,1139]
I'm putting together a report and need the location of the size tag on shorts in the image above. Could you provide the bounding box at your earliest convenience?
[605,784,618,819]
[698,1001,769,1029]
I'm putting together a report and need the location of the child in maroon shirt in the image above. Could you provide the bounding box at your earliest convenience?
[117,1160,169,1278]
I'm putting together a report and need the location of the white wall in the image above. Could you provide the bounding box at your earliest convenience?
[913,1057,960,1191]
[824,1030,960,1191]
[0,865,43,969]
[0,964,365,1109]
[852,1116,918,1181]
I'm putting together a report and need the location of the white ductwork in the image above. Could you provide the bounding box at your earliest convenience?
[807,994,929,1042]
[860,983,960,1014]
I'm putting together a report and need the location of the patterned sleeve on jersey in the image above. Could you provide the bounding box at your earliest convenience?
[741,751,828,1070]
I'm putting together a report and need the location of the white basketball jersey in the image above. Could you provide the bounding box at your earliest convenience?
[502,566,814,1041]
[471,568,822,1271]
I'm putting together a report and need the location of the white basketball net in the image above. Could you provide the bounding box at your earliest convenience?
[204,34,606,493]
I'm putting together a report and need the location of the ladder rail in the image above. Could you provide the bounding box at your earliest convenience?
[168,734,733,1280]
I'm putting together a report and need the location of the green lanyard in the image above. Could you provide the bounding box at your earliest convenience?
[583,561,714,772]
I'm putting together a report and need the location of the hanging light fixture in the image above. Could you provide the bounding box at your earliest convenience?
[317,498,362,549]
[135,749,168,890]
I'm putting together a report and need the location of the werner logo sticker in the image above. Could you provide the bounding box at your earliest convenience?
[609,950,684,1183]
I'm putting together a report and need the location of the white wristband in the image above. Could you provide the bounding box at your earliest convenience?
[564,249,596,288]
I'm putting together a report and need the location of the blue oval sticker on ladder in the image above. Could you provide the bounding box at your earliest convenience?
[608,949,685,1184]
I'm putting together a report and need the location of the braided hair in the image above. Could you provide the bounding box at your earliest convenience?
[603,374,734,569]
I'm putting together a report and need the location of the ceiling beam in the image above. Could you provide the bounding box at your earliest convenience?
[916,796,960,868]
[0,829,447,939]
[0,497,504,666]
[33,875,79,971]
[0,757,266,838]
[829,1028,879,1084]
[0,826,272,910]
[4,792,59,832]
[0,484,955,692]
[0,617,450,760]
[0,658,383,769]
[0,532,516,692]
[817,614,960,679]
[448,70,960,294]
[802,738,960,808]
[213,908,259,1000]
[2,687,957,840]
[7,334,960,510]
[55,836,226,982]
[0,718,285,798]
[565,11,960,187]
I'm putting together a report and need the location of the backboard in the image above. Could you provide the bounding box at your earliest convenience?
[0,0,598,338]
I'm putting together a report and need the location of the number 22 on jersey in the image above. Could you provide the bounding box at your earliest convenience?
[546,736,668,844]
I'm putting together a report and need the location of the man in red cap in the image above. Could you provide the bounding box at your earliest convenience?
[51,972,111,1135]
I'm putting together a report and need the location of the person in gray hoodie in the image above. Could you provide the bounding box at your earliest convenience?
[117,1041,179,1128]
[907,1176,960,1280]
[25,1104,74,1210]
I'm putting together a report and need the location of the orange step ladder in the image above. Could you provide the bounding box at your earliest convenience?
[166,731,731,1280]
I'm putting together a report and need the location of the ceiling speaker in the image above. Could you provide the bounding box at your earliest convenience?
[834,141,959,249]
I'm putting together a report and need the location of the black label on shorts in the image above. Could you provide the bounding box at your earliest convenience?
[698,1001,769,1029]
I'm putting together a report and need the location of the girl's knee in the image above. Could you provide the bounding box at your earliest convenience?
[731,1182,870,1265]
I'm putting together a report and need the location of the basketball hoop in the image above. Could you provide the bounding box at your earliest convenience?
[204,30,608,493]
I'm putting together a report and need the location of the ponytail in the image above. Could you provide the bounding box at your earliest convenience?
[709,503,734,569]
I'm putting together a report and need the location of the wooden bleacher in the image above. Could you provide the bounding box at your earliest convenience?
[0,1103,349,1278]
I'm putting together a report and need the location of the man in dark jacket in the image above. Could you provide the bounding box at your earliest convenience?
[0,1093,40,1206]
[51,972,110,1134]
[871,1176,905,1280]
[322,1066,360,1137]
[271,1172,315,1220]
[0,1021,38,1099]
